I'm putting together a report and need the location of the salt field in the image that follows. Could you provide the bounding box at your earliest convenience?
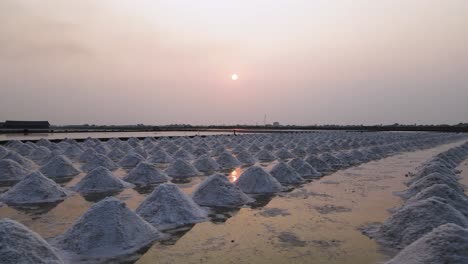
[0,131,467,264]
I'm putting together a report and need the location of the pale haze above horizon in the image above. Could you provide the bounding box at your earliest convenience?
[1,0,467,126]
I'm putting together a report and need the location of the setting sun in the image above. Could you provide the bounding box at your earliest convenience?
[231,74,238,81]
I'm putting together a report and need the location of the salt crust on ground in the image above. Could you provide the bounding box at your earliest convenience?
[192,173,253,208]
[52,197,160,262]
[385,223,468,264]
[136,183,207,230]
[1,171,69,204]
[0,218,64,264]
[235,166,282,194]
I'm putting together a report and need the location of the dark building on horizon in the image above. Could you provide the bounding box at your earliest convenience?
[3,120,50,130]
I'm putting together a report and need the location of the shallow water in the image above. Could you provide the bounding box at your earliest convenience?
[1,141,463,263]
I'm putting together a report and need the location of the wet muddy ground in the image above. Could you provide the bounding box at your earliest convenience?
[0,141,466,264]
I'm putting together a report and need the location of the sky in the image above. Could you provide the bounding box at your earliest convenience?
[0,0,467,126]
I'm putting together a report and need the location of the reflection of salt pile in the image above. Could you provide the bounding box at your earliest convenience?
[406,184,468,217]
[193,155,220,173]
[123,162,169,185]
[165,159,199,178]
[118,152,145,168]
[147,149,174,164]
[1,172,69,204]
[0,218,64,264]
[192,173,252,208]
[256,149,276,162]
[39,155,80,179]
[52,197,160,261]
[375,197,468,248]
[398,172,465,200]
[136,183,207,230]
[73,166,131,194]
[270,162,304,184]
[235,166,282,194]
[0,159,31,182]
[81,153,118,172]
[236,150,256,165]
[216,152,241,169]
[386,223,468,264]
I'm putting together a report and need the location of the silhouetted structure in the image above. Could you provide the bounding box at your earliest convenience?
[4,120,50,130]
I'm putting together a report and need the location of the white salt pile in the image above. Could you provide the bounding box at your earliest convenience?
[0,218,64,264]
[385,223,468,264]
[39,155,80,179]
[3,151,36,169]
[375,197,468,248]
[275,148,295,160]
[319,153,343,170]
[107,148,126,162]
[235,166,282,194]
[270,162,304,184]
[0,172,69,205]
[192,173,253,208]
[27,146,52,165]
[147,149,174,164]
[304,155,332,173]
[236,150,256,165]
[62,145,83,161]
[248,144,261,153]
[52,197,160,261]
[73,166,131,194]
[81,153,118,172]
[406,163,457,186]
[118,152,146,168]
[216,151,241,170]
[0,159,31,182]
[136,183,207,230]
[256,149,276,162]
[78,148,98,163]
[406,184,468,217]
[16,143,35,156]
[172,149,194,160]
[399,172,465,200]
[193,154,220,174]
[123,162,169,186]
[295,162,322,178]
[291,147,307,157]
[0,145,9,158]
[165,159,199,178]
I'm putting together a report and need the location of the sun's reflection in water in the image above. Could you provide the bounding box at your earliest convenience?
[228,168,242,183]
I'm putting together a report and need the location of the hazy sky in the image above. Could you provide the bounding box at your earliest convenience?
[0,0,467,125]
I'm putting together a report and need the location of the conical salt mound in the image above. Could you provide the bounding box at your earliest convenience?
[136,183,207,230]
[406,164,457,186]
[123,162,169,185]
[27,146,52,164]
[406,184,468,217]
[275,148,295,160]
[192,173,253,208]
[256,149,276,162]
[399,172,465,200]
[165,159,199,178]
[118,152,145,168]
[3,151,36,169]
[39,155,80,179]
[270,162,304,184]
[385,223,468,264]
[216,151,241,169]
[0,145,9,159]
[78,148,98,163]
[375,197,468,249]
[147,149,174,164]
[172,149,194,160]
[193,154,220,173]
[52,197,160,261]
[62,145,83,161]
[0,159,31,182]
[81,153,118,172]
[107,147,126,162]
[0,218,64,264]
[235,166,282,194]
[73,166,131,194]
[248,144,261,153]
[295,162,322,178]
[1,172,69,205]
[236,150,256,165]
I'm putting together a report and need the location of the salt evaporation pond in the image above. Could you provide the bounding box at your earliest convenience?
[0,131,467,264]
